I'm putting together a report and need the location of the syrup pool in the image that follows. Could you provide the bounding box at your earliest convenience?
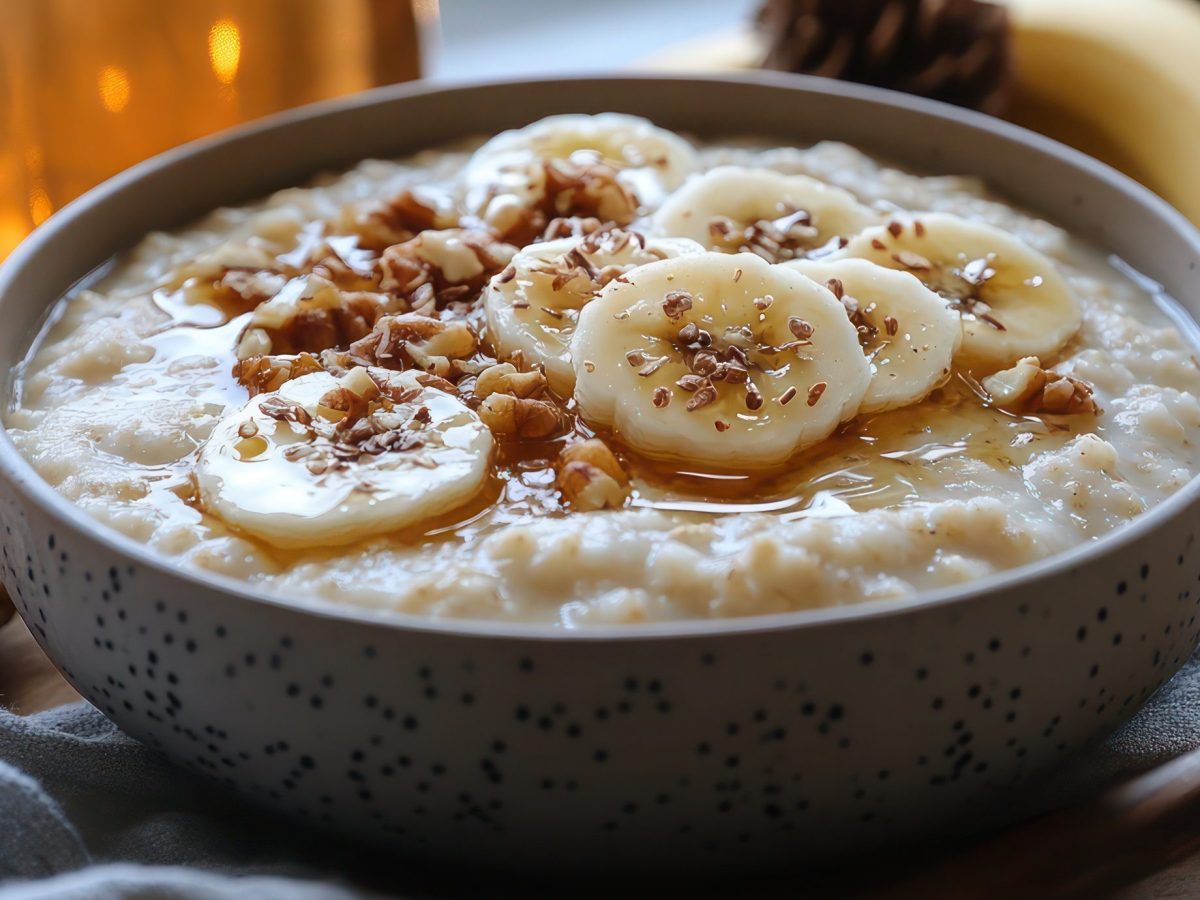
[110,273,1089,574]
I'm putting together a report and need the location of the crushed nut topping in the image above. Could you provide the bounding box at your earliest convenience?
[788,316,814,340]
[745,383,764,410]
[238,283,392,360]
[707,204,837,262]
[881,239,1008,331]
[685,379,718,412]
[525,226,648,299]
[540,216,607,241]
[352,189,443,251]
[234,352,326,396]
[493,157,641,246]
[662,290,694,320]
[555,439,629,512]
[376,228,515,313]
[892,250,932,271]
[216,269,288,309]
[474,362,547,400]
[330,313,479,381]
[260,395,313,426]
[477,392,568,439]
[982,357,1099,416]
[259,372,446,476]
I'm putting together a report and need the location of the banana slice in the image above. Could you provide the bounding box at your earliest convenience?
[838,213,1082,368]
[196,368,493,548]
[651,166,877,262]
[570,252,870,468]
[463,114,699,240]
[786,259,962,413]
[484,227,705,395]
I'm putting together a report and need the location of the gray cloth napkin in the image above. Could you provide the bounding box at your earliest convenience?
[4,653,1200,898]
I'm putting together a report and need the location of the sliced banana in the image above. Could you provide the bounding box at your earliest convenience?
[651,166,877,262]
[785,259,962,413]
[838,213,1082,368]
[196,368,493,549]
[463,114,699,240]
[570,252,870,468]
[484,228,705,395]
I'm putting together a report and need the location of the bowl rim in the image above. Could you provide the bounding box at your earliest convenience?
[3,71,1200,642]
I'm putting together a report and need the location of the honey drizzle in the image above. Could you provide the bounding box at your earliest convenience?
[136,273,1088,574]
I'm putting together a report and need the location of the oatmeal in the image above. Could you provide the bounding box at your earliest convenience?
[7,114,1200,625]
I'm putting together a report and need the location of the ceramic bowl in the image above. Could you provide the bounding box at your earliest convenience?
[2,75,1200,874]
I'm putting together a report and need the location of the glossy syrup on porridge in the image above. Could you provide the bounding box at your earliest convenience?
[8,115,1200,625]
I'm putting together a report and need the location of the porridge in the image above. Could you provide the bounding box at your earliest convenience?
[7,114,1200,626]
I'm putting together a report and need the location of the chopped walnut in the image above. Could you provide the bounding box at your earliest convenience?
[237,277,394,360]
[556,439,629,511]
[376,228,515,311]
[233,352,326,396]
[215,269,288,309]
[488,158,640,246]
[982,357,1099,415]
[708,206,830,262]
[473,362,547,399]
[562,440,627,484]
[346,189,446,251]
[337,313,478,379]
[266,368,445,475]
[540,216,608,241]
[557,462,627,512]
[525,227,647,297]
[477,393,567,439]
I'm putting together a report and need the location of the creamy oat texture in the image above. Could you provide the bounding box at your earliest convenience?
[8,121,1200,626]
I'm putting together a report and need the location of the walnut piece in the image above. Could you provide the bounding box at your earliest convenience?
[556,439,630,511]
[338,313,478,380]
[376,228,515,312]
[982,357,1099,415]
[477,393,567,439]
[233,352,326,396]
[237,282,392,360]
[474,362,547,399]
[346,189,446,251]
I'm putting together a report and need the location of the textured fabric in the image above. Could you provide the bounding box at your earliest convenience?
[0,867,370,900]
[0,705,405,898]
[3,655,1200,897]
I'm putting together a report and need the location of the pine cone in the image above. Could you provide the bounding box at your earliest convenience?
[758,0,1012,115]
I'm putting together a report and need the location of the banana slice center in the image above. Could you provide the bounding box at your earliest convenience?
[197,368,492,548]
[571,252,870,468]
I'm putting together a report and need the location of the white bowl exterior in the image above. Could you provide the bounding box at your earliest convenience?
[1,75,1199,870]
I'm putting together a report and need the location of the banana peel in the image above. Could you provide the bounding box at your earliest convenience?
[639,0,1200,223]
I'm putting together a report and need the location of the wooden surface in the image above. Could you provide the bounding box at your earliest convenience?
[0,585,79,714]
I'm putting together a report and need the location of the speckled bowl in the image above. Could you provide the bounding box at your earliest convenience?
[2,75,1200,874]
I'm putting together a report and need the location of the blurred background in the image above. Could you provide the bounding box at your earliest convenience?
[1,0,1196,261]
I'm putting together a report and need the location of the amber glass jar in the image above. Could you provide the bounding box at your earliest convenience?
[0,0,428,258]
